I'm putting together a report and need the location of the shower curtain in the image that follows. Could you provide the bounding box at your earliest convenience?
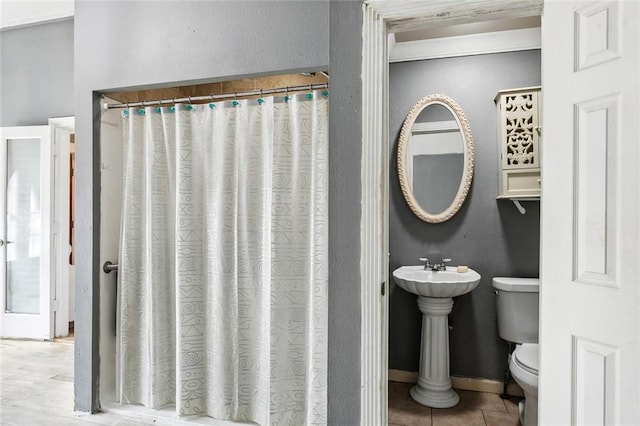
[118,91,328,426]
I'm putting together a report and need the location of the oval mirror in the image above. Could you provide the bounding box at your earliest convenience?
[398,94,474,223]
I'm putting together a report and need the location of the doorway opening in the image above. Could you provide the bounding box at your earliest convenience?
[51,117,76,339]
[359,2,544,424]
[0,118,75,341]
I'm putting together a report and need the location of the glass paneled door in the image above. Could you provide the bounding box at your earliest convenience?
[0,126,52,339]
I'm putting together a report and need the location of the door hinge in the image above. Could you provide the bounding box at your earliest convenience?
[51,299,59,311]
[381,281,386,296]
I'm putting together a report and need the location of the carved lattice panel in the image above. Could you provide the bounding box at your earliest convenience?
[504,93,537,166]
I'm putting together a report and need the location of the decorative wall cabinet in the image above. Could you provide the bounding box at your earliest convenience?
[495,86,541,200]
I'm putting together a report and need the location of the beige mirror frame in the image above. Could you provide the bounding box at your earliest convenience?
[397,94,474,223]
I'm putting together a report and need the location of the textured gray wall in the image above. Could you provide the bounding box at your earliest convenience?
[389,50,541,379]
[0,19,74,126]
[328,1,362,424]
[74,0,332,414]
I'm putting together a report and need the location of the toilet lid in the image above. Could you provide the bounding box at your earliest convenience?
[514,343,539,375]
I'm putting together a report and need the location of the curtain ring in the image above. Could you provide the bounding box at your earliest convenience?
[210,94,214,102]
[157,99,162,106]
[188,96,192,104]
[141,100,146,107]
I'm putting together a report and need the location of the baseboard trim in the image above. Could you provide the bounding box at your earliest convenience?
[388,369,418,384]
[388,369,524,397]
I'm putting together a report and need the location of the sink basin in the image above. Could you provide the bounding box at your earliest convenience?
[393,265,481,298]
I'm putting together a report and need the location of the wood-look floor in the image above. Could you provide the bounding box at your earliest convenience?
[1,338,522,425]
[0,338,226,425]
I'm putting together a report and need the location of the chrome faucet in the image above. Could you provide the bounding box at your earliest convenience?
[419,257,451,271]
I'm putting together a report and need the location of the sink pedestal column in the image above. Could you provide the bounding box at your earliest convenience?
[410,296,459,408]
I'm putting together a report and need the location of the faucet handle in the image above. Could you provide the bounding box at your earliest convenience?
[440,258,452,270]
[419,257,432,270]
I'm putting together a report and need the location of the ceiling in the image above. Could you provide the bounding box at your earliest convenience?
[0,0,74,31]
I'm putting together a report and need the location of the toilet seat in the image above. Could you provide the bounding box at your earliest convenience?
[514,343,538,376]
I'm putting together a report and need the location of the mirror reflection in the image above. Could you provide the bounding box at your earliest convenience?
[408,105,463,215]
[397,94,474,223]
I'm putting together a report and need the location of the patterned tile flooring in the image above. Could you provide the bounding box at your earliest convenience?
[389,381,522,426]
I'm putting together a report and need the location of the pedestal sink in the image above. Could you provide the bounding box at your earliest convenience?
[392,265,481,408]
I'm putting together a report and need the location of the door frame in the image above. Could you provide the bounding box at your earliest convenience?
[359,1,544,423]
[49,117,75,337]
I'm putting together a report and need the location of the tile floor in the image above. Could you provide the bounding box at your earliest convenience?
[389,381,522,426]
[1,337,522,425]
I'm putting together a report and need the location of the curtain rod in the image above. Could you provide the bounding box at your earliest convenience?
[103,83,329,110]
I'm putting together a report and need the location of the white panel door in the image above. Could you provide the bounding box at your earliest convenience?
[540,1,640,424]
[0,126,53,339]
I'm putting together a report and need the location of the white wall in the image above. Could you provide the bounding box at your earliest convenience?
[98,105,122,402]
[0,19,74,126]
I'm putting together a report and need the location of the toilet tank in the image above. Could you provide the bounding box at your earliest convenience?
[493,277,539,344]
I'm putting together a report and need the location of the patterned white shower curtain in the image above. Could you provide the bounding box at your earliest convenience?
[118,91,328,425]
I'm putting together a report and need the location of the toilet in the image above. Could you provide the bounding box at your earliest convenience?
[492,277,539,426]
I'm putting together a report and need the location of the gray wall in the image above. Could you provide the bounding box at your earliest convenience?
[73,0,365,421]
[389,50,541,379]
[328,1,362,424]
[0,19,74,126]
